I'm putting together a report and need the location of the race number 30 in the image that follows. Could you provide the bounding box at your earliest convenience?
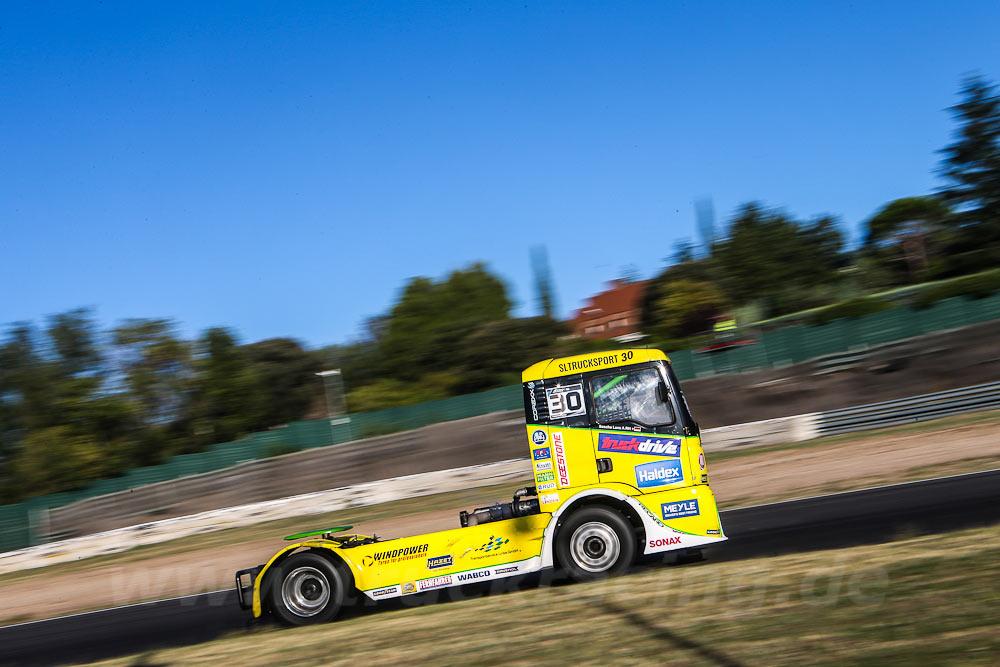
[546,383,586,419]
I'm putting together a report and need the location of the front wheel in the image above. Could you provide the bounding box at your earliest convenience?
[267,552,347,626]
[556,506,636,582]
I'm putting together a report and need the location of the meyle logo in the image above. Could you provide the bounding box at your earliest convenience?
[533,447,551,461]
[635,459,683,488]
[597,433,681,456]
[457,570,491,582]
[649,536,682,548]
[661,499,700,520]
[532,429,547,445]
[552,432,571,487]
[426,555,453,569]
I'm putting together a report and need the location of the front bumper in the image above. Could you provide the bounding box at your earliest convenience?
[235,565,264,611]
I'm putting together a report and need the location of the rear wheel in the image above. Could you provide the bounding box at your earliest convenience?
[268,552,347,625]
[556,506,636,581]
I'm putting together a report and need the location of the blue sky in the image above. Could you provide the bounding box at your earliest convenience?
[2,1,997,347]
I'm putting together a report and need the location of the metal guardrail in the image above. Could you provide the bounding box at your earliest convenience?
[815,381,1000,436]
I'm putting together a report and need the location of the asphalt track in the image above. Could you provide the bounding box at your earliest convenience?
[2,469,998,667]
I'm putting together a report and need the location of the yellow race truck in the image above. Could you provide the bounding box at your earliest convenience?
[236,349,726,625]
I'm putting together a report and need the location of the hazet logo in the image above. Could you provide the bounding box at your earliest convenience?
[597,433,681,456]
[635,459,683,488]
[426,555,453,569]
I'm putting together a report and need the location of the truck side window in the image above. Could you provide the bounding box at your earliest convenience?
[591,368,674,427]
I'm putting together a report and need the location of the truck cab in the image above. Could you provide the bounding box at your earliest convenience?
[237,349,726,625]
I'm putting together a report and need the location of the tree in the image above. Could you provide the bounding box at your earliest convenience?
[649,279,728,347]
[380,263,511,379]
[457,316,568,392]
[112,319,191,426]
[243,338,322,430]
[712,203,845,315]
[938,75,1000,270]
[864,197,952,281]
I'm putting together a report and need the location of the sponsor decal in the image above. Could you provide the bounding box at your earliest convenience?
[457,570,491,582]
[635,459,683,488]
[476,535,510,552]
[495,566,518,574]
[706,529,721,535]
[534,460,552,472]
[552,432,571,487]
[661,499,700,520]
[649,536,682,548]
[540,493,560,505]
[426,555,453,569]
[401,582,416,594]
[533,447,551,461]
[531,429,547,445]
[536,482,556,491]
[535,471,555,482]
[527,382,539,422]
[419,575,453,590]
[598,433,682,457]
[468,535,518,560]
[362,543,429,567]
[698,451,706,470]
[370,586,399,598]
[556,353,621,373]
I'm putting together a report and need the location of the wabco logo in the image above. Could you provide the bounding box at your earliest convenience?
[531,429,547,445]
[533,447,551,461]
[457,570,491,582]
[597,434,681,456]
[634,459,683,488]
[649,536,682,548]
[661,499,700,519]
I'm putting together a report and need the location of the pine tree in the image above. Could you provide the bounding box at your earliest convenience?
[938,75,1000,260]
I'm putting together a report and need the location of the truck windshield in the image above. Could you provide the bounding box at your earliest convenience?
[591,368,673,426]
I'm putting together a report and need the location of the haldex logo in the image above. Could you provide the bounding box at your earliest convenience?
[661,499,700,520]
[598,433,681,456]
[634,459,683,488]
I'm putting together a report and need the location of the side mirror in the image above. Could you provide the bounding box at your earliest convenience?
[656,382,669,403]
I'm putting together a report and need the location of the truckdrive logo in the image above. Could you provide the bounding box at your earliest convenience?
[362,543,429,567]
[634,459,683,488]
[426,555,453,569]
[597,433,681,456]
[552,432,571,487]
[532,429,547,445]
[533,447,551,461]
[661,499,700,520]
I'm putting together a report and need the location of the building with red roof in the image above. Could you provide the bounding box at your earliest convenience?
[569,279,648,342]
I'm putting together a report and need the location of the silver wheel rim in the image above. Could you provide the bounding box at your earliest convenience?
[570,521,621,573]
[281,566,331,617]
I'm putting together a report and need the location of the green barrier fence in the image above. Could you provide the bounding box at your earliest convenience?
[2,293,998,553]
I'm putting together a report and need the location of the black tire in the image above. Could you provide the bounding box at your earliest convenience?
[556,506,636,582]
[267,552,347,626]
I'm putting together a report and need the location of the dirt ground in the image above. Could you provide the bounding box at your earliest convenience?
[2,418,999,626]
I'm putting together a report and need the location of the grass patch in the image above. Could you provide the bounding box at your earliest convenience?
[88,525,1000,666]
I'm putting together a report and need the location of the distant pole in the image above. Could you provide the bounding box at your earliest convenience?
[316,369,351,442]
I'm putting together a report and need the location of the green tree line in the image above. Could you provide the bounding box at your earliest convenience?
[2,75,999,503]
